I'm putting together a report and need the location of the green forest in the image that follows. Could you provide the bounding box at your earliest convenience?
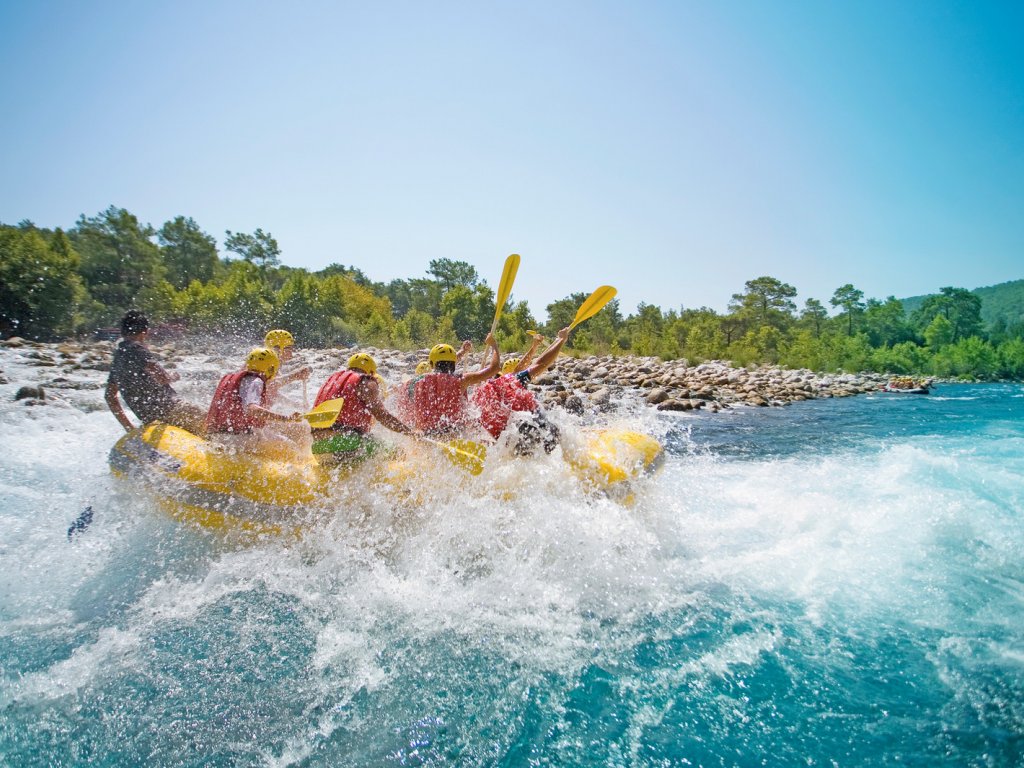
[3,206,1024,379]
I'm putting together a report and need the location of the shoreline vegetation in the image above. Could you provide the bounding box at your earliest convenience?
[3,207,1024,382]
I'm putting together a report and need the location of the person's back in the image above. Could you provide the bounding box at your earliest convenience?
[105,310,207,435]
[110,337,178,423]
[473,370,538,440]
[413,370,467,435]
[311,352,413,462]
[412,337,499,436]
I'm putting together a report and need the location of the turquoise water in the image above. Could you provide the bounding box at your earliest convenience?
[1,383,1022,766]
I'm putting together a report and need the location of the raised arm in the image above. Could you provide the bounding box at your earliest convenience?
[516,333,545,372]
[526,327,571,379]
[461,333,500,389]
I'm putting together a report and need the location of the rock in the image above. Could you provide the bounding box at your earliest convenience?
[15,385,45,401]
[645,388,670,405]
[562,395,585,415]
[657,399,692,411]
[2,337,25,347]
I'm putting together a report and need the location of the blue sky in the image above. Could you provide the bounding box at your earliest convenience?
[2,0,1022,319]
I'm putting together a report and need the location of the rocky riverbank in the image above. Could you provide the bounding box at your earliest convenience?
[1,336,889,417]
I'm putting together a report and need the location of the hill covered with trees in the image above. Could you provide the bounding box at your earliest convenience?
[2,206,1023,379]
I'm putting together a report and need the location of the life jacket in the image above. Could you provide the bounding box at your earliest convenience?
[206,371,268,434]
[472,374,538,439]
[413,372,467,434]
[313,369,372,434]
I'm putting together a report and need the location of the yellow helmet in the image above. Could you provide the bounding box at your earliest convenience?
[429,343,457,365]
[246,347,280,380]
[264,329,294,350]
[415,360,431,375]
[347,352,377,375]
[501,357,520,375]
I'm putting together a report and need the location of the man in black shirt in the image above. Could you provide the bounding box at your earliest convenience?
[105,311,207,434]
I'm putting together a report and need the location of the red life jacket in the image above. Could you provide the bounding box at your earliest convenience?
[413,372,467,434]
[472,374,538,439]
[206,370,268,434]
[313,369,372,434]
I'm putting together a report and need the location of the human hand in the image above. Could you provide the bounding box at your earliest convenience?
[557,327,570,341]
[459,339,473,353]
[298,366,312,380]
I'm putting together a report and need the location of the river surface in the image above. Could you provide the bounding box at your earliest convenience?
[1,345,1021,766]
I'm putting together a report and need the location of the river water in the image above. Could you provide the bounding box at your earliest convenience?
[1,344,1021,766]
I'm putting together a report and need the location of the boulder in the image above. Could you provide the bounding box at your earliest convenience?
[15,385,45,401]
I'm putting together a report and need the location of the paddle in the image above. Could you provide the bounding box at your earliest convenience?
[570,286,618,330]
[420,436,487,476]
[489,253,521,336]
[303,397,345,429]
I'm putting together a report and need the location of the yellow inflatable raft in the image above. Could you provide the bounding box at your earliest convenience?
[110,423,664,535]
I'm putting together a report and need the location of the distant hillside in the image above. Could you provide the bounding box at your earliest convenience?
[901,278,1024,326]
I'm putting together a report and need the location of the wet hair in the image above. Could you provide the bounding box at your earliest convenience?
[120,310,149,337]
[435,361,456,374]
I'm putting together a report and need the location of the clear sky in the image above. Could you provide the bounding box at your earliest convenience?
[2,0,1022,319]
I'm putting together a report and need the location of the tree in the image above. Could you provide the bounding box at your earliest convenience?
[224,228,280,268]
[923,314,954,350]
[911,286,983,342]
[728,276,797,329]
[799,298,829,337]
[158,216,219,288]
[0,226,87,338]
[427,258,479,291]
[71,206,166,321]
[863,296,912,347]
[830,284,865,336]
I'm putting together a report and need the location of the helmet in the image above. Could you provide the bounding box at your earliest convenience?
[429,343,457,365]
[264,329,294,350]
[246,347,280,380]
[501,357,520,375]
[415,360,431,375]
[347,352,377,375]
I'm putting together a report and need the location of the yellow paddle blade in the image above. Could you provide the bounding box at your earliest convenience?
[570,286,617,330]
[422,437,487,475]
[526,329,540,337]
[489,253,521,335]
[303,397,345,429]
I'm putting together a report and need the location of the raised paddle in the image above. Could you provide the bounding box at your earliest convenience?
[420,436,487,476]
[303,397,345,430]
[489,253,521,336]
[570,286,618,330]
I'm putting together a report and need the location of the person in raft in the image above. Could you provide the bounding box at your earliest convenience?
[262,329,312,403]
[310,352,415,463]
[105,310,208,435]
[205,347,307,455]
[412,334,500,437]
[472,326,571,455]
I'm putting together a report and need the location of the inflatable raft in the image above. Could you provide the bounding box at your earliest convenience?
[110,423,664,535]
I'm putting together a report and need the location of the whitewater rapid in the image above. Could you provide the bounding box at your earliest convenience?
[1,342,1021,765]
